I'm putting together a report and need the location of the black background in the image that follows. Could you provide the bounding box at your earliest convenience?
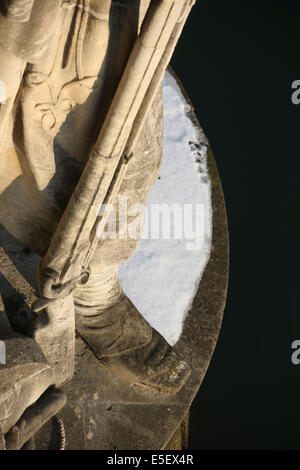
[171,1,300,449]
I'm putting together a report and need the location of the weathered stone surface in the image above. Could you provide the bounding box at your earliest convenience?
[0,109,228,448]
[4,388,66,450]
[0,333,54,435]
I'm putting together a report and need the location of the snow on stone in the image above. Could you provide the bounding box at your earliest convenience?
[119,70,212,346]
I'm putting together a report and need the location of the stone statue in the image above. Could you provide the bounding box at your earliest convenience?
[0,0,195,447]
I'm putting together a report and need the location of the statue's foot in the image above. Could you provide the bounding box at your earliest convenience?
[99,329,191,396]
[74,266,190,395]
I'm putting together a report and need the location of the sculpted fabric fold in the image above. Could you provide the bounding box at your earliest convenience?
[0,0,162,261]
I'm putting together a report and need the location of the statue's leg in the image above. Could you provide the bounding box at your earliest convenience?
[74,264,191,395]
[74,89,191,395]
[75,266,153,356]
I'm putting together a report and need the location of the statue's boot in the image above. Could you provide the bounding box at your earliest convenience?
[74,267,190,395]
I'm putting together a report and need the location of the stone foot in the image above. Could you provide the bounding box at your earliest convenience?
[99,329,191,396]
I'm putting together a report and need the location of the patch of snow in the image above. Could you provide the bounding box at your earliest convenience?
[119,70,212,345]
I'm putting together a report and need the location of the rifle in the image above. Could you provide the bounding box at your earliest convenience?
[31,0,196,385]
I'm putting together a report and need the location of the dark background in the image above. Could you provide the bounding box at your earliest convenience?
[171,1,300,450]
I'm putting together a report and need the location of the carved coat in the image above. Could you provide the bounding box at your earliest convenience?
[0,0,163,266]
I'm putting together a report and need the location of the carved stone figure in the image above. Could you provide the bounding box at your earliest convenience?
[0,0,196,445]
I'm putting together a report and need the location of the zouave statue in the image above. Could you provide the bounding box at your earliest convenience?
[0,0,195,449]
